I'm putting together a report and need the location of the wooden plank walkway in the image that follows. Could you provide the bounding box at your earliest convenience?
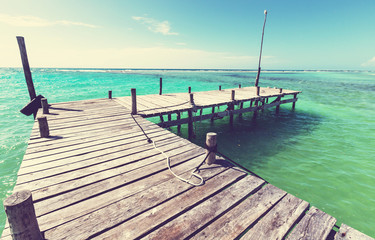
[1,89,374,240]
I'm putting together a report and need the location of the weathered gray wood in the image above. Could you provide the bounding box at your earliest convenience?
[231,90,235,100]
[37,116,49,137]
[205,132,217,165]
[287,206,336,240]
[241,193,310,240]
[335,224,374,240]
[192,184,287,240]
[108,90,112,99]
[95,168,247,240]
[41,98,49,114]
[188,86,191,93]
[16,36,36,101]
[159,77,162,95]
[143,175,265,240]
[131,88,137,114]
[3,190,42,240]
[188,109,194,139]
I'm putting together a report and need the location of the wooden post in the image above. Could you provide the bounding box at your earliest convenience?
[176,112,181,133]
[4,190,42,240]
[17,36,36,101]
[37,116,49,138]
[219,85,222,91]
[253,100,259,120]
[239,84,241,88]
[211,106,215,122]
[189,93,194,105]
[256,86,260,96]
[276,96,281,114]
[159,78,162,95]
[188,110,194,139]
[292,93,297,110]
[168,114,172,122]
[231,90,235,101]
[131,88,137,115]
[188,86,191,93]
[279,88,283,93]
[108,90,112,99]
[205,132,217,165]
[159,115,164,123]
[229,103,234,125]
[239,102,244,117]
[41,98,49,114]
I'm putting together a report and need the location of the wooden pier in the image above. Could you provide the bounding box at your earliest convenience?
[1,89,374,240]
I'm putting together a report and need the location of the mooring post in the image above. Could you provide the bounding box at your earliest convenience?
[17,36,36,101]
[189,93,194,105]
[176,112,181,133]
[188,110,194,139]
[108,90,112,99]
[231,90,235,101]
[188,86,191,94]
[219,85,222,91]
[256,86,260,96]
[292,93,297,110]
[205,132,217,165]
[239,84,241,88]
[131,88,137,115]
[159,78,162,95]
[37,116,49,138]
[279,88,283,93]
[41,98,49,114]
[4,190,43,240]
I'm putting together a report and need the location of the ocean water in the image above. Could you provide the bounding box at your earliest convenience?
[0,68,374,237]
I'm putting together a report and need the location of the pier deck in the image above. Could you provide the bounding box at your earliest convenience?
[1,88,374,240]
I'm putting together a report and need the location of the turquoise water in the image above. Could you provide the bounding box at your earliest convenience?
[0,68,374,237]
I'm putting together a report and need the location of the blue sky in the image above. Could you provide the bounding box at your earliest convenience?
[1,0,374,69]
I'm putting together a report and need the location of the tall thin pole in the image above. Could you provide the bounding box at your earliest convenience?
[254,10,268,87]
[17,36,37,100]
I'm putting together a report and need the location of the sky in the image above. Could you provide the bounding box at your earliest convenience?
[1,0,375,70]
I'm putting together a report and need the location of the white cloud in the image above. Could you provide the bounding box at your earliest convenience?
[0,14,98,28]
[362,57,375,67]
[132,16,178,35]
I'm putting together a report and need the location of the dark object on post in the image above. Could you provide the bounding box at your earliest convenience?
[38,116,49,138]
[3,190,43,240]
[205,132,217,165]
[159,78,162,95]
[131,88,137,115]
[41,98,49,114]
[108,90,112,99]
[17,36,36,101]
[20,95,45,116]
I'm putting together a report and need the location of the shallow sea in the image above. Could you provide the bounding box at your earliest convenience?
[0,68,374,237]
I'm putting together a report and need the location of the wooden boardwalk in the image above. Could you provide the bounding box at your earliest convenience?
[1,88,374,240]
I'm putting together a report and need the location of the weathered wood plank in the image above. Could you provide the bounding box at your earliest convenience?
[286,206,336,240]
[335,224,374,240]
[192,184,287,240]
[143,175,265,240]
[241,193,310,240]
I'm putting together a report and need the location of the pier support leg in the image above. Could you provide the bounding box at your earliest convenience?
[41,98,49,114]
[211,106,215,122]
[188,110,194,139]
[168,114,172,122]
[253,100,258,120]
[229,103,234,125]
[177,112,181,133]
[131,88,137,115]
[108,90,112,99]
[4,190,43,240]
[239,102,244,118]
[292,93,297,110]
[159,78,162,95]
[205,132,217,165]
[37,116,49,138]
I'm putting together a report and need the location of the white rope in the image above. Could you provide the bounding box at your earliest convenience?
[151,140,204,186]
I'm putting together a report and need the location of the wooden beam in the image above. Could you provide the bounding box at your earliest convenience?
[16,36,36,101]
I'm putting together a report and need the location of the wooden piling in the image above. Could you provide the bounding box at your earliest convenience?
[292,93,297,110]
[108,90,112,99]
[231,90,235,101]
[4,190,42,240]
[16,36,36,101]
[279,88,283,93]
[37,116,49,138]
[211,106,215,122]
[188,110,194,139]
[131,88,137,115]
[256,86,260,96]
[253,100,259,120]
[229,103,234,125]
[168,114,172,122]
[205,132,217,165]
[189,93,194,105]
[239,84,241,88]
[188,86,191,94]
[41,98,49,114]
[176,112,181,133]
[219,85,222,91]
[239,102,244,117]
[159,78,162,95]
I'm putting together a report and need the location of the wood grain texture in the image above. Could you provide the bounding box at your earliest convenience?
[286,206,336,240]
[335,224,374,240]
